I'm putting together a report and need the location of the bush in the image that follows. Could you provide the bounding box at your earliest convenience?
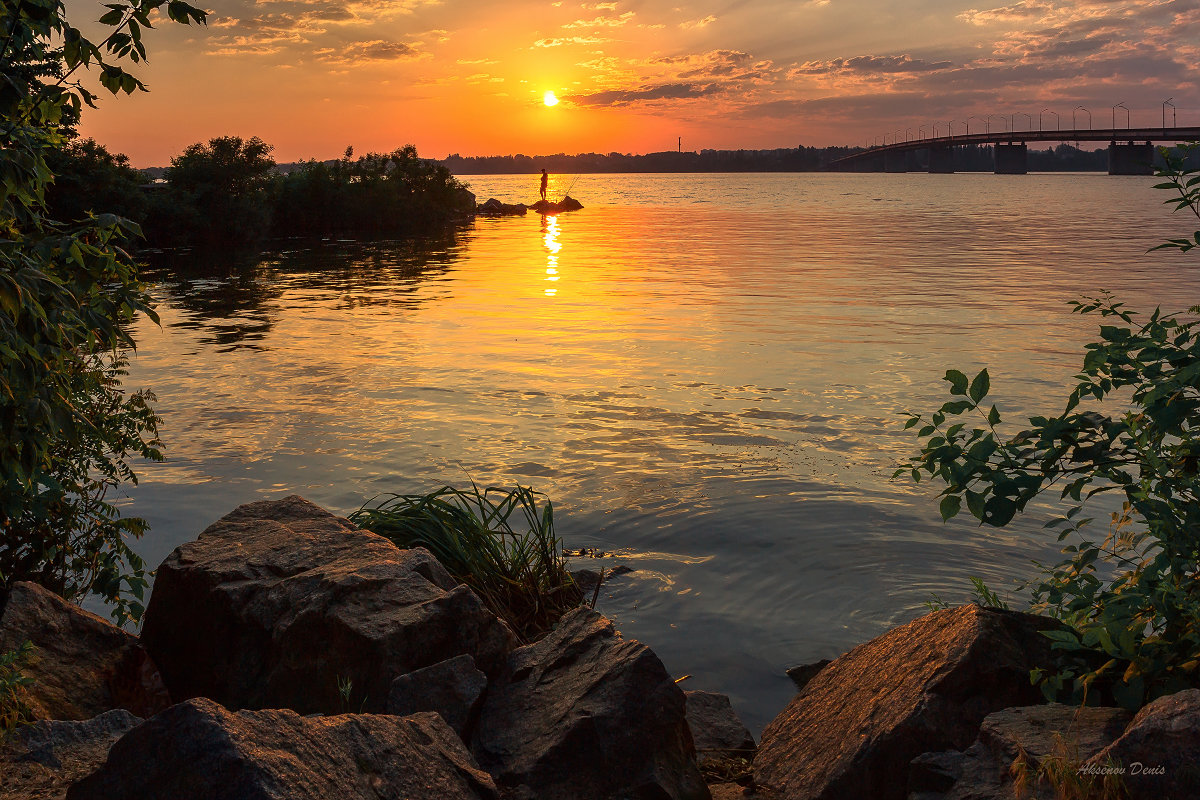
[899,144,1200,709]
[0,0,204,623]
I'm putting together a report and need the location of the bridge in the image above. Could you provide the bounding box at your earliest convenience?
[830,126,1200,175]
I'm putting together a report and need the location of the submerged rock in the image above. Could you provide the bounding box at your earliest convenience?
[67,698,499,800]
[139,495,516,715]
[0,709,141,800]
[755,604,1062,800]
[471,607,710,800]
[0,582,169,721]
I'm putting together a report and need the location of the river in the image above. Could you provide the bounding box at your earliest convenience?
[125,171,1200,732]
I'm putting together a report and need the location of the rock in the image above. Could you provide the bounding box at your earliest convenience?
[139,495,516,715]
[1084,689,1200,799]
[911,704,1132,800]
[755,604,1064,800]
[67,698,499,800]
[685,691,756,758]
[0,582,169,721]
[386,653,487,739]
[471,607,710,800]
[0,709,141,800]
[477,198,527,216]
[784,659,831,692]
[528,196,583,214]
[569,564,632,596]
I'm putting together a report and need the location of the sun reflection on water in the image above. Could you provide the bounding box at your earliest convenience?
[542,215,561,296]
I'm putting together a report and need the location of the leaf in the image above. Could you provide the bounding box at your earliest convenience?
[945,370,969,396]
[969,369,990,403]
[939,495,961,521]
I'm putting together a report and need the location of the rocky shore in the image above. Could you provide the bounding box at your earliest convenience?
[2,496,1197,799]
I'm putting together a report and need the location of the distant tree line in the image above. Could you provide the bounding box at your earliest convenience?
[44,136,474,249]
[442,143,1200,175]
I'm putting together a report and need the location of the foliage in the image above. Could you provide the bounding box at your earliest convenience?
[0,0,204,622]
[898,150,1200,709]
[146,135,276,247]
[1150,142,1200,254]
[350,484,584,643]
[45,137,148,225]
[271,144,474,237]
[0,641,35,736]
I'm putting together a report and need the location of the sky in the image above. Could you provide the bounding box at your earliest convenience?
[70,0,1200,166]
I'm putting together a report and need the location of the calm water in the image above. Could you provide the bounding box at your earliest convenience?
[124,172,1199,732]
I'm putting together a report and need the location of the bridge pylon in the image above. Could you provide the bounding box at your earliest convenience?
[1107,142,1154,175]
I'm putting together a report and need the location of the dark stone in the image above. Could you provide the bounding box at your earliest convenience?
[528,196,583,214]
[912,704,1132,800]
[67,698,499,800]
[386,653,487,739]
[471,607,710,800]
[570,564,632,595]
[755,604,1064,800]
[684,691,756,758]
[0,582,169,721]
[1085,689,1200,799]
[477,198,527,216]
[0,710,141,800]
[140,495,516,715]
[784,659,831,692]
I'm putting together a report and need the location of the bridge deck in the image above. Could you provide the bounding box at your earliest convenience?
[832,126,1200,167]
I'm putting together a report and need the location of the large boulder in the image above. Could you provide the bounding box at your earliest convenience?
[1084,689,1200,799]
[67,698,499,800]
[755,604,1063,800]
[386,653,488,739]
[909,704,1132,800]
[0,582,169,721]
[0,709,141,800]
[471,607,710,800]
[684,691,756,759]
[139,496,516,715]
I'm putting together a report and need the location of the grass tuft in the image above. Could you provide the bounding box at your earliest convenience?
[350,484,584,643]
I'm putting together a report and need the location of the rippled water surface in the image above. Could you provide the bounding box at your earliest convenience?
[126,172,1200,731]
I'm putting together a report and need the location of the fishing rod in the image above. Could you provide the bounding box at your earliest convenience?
[558,174,580,202]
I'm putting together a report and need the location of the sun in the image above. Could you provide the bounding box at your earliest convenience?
[543,90,559,107]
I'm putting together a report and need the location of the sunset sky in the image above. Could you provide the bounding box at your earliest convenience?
[71,0,1200,166]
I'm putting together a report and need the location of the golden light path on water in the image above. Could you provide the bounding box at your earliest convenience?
[124,172,1200,731]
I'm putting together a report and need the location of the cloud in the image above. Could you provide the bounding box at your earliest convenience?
[534,35,606,47]
[790,55,955,76]
[563,11,635,27]
[572,82,722,106]
[679,14,717,29]
[314,39,423,64]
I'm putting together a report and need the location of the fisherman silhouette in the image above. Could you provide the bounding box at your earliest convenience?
[539,169,548,201]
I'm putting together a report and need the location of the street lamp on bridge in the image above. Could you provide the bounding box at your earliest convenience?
[1112,102,1129,129]
[1011,112,1033,132]
[966,115,984,134]
[1040,109,1060,131]
[1073,106,1092,129]
[918,126,928,140]
[1163,98,1176,128]
[986,114,1007,134]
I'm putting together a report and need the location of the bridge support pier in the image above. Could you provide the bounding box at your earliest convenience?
[928,146,954,174]
[994,143,1028,174]
[1108,142,1153,175]
[884,152,908,173]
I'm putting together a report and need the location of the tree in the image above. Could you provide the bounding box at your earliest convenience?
[0,0,205,623]
[149,135,276,247]
[899,144,1200,708]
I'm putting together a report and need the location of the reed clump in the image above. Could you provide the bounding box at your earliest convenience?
[350,485,584,643]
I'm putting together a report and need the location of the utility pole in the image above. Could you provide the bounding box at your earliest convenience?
[678,136,681,153]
